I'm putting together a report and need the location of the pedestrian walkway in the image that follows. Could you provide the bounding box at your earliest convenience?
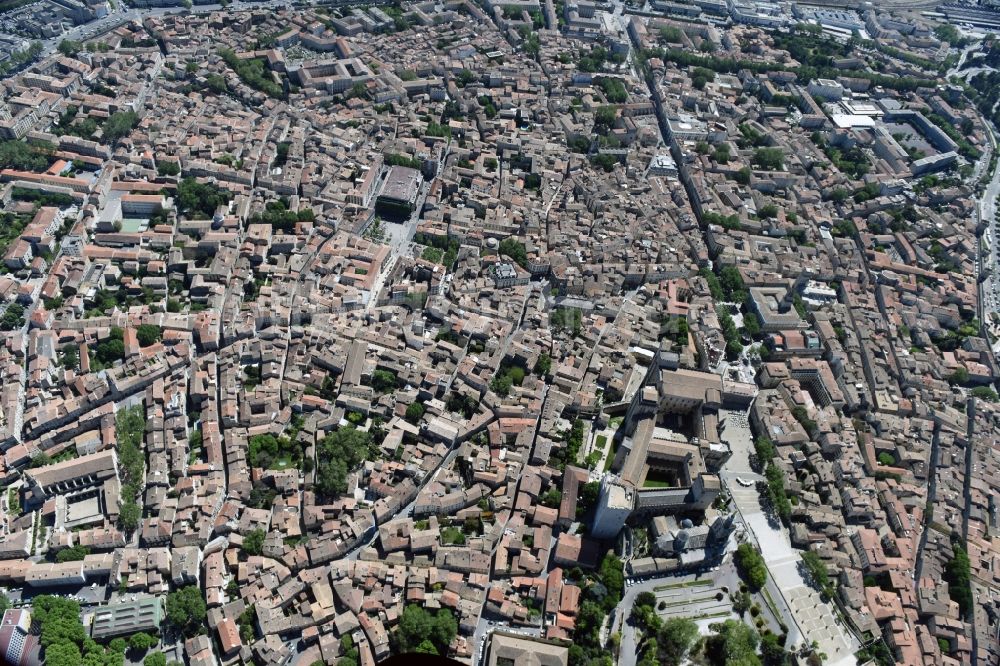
[719,410,859,666]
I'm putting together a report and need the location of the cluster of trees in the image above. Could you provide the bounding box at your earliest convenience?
[550,419,585,471]
[0,303,24,331]
[630,594,700,666]
[590,153,620,173]
[60,343,79,370]
[659,25,683,43]
[0,38,41,76]
[219,49,284,98]
[0,139,54,172]
[735,543,768,591]
[248,432,302,470]
[800,550,832,598]
[116,405,146,532]
[446,391,478,419]
[55,544,90,562]
[763,462,792,524]
[717,307,742,361]
[539,485,562,508]
[176,178,232,219]
[701,265,747,305]
[577,45,617,73]
[498,237,528,268]
[371,369,399,393]
[752,436,776,472]
[242,528,266,556]
[567,553,624,665]
[415,233,459,268]
[791,406,818,438]
[814,136,869,179]
[103,111,139,145]
[315,427,373,498]
[550,306,583,337]
[248,200,314,233]
[702,211,740,231]
[477,95,498,119]
[34,595,162,666]
[136,324,162,348]
[752,147,784,171]
[166,585,207,637]
[490,363,527,397]
[658,314,689,351]
[385,152,422,170]
[596,77,627,103]
[393,605,457,656]
[94,327,126,366]
[157,161,180,177]
[704,620,762,666]
[946,542,973,618]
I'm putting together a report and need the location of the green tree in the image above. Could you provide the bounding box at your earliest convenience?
[119,501,141,532]
[371,369,398,393]
[534,352,552,377]
[175,178,232,219]
[735,543,767,591]
[103,111,139,145]
[972,386,999,402]
[157,161,180,177]
[704,619,760,666]
[315,427,373,498]
[598,552,624,608]
[144,653,167,666]
[946,543,973,618]
[405,402,425,424]
[33,596,85,648]
[657,617,699,666]
[752,147,784,170]
[800,550,831,595]
[498,238,528,268]
[0,303,24,331]
[55,545,90,562]
[539,487,561,508]
[129,632,157,652]
[135,324,162,348]
[415,639,438,654]
[96,338,125,364]
[760,631,789,665]
[165,586,207,636]
[42,642,82,666]
[394,605,456,656]
[243,528,265,556]
[58,39,82,57]
[491,372,512,397]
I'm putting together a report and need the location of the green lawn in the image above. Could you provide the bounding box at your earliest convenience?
[643,478,673,488]
[655,579,713,591]
[603,439,618,471]
[272,455,295,469]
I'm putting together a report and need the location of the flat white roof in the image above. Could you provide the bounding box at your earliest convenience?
[831,114,877,129]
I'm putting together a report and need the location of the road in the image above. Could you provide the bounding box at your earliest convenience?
[977,123,1000,347]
